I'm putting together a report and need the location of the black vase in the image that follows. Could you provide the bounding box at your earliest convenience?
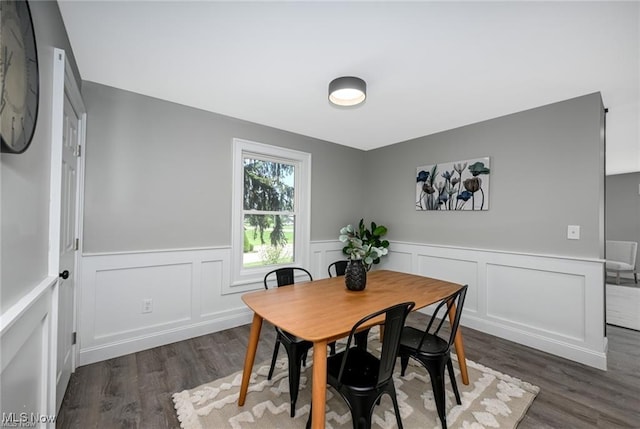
[345,259,367,291]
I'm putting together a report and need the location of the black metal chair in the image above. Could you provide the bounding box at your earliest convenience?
[398,285,468,429]
[328,259,370,350]
[306,301,415,429]
[328,260,349,277]
[263,267,313,417]
[263,266,335,417]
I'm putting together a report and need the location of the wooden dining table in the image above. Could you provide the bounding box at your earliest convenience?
[237,269,468,429]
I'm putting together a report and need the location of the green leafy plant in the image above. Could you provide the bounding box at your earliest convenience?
[339,219,390,268]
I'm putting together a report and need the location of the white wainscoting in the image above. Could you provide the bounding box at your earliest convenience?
[78,241,607,370]
[78,248,252,365]
[381,242,607,370]
[78,244,345,365]
[0,277,58,428]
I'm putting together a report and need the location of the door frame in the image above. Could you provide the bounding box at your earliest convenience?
[47,47,86,412]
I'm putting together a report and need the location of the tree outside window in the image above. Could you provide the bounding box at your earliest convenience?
[242,157,296,267]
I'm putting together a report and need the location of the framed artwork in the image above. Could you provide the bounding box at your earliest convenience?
[416,157,490,211]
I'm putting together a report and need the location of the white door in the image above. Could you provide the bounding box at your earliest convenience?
[55,93,80,411]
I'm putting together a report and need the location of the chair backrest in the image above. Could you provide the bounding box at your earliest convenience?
[263,267,313,290]
[328,260,349,278]
[418,285,468,350]
[337,302,415,388]
[606,240,638,266]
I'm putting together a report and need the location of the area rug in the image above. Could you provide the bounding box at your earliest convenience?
[173,332,539,429]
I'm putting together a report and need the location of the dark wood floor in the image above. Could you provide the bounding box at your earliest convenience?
[57,314,640,428]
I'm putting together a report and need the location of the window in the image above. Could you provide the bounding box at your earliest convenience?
[232,139,311,286]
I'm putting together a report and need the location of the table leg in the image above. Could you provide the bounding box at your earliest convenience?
[238,313,263,406]
[447,302,469,385]
[311,340,327,429]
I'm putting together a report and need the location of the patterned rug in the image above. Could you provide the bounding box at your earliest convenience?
[173,332,539,429]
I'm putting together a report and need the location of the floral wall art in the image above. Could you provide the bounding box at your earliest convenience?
[416,157,491,211]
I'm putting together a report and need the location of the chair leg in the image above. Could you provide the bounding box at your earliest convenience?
[284,342,306,417]
[287,366,300,417]
[399,353,410,377]
[388,388,404,429]
[635,272,638,284]
[305,403,312,429]
[446,358,461,405]
[353,410,372,429]
[268,338,281,380]
[346,394,373,429]
[616,272,621,285]
[423,359,448,429]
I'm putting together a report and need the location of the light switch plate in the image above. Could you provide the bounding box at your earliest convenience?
[567,225,580,240]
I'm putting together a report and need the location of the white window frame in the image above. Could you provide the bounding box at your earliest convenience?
[231,138,311,288]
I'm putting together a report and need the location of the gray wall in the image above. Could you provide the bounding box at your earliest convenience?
[1,1,80,313]
[606,172,640,268]
[82,87,606,258]
[81,82,365,253]
[365,93,605,258]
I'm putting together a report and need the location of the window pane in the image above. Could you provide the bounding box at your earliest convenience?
[242,214,295,267]
[243,158,295,211]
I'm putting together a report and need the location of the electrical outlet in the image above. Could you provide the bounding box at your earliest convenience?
[142,298,153,313]
[567,225,580,240]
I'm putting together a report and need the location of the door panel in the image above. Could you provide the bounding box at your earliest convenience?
[56,93,79,411]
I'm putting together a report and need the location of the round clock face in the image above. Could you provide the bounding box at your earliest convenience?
[1,0,39,154]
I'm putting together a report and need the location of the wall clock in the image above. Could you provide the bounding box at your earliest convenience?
[1,0,39,154]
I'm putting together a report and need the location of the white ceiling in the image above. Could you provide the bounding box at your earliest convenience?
[58,1,640,174]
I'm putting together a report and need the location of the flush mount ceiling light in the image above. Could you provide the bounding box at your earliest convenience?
[328,76,367,107]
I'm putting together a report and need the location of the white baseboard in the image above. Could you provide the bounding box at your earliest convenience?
[462,314,607,370]
[79,307,252,365]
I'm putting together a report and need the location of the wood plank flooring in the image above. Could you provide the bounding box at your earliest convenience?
[57,315,640,428]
